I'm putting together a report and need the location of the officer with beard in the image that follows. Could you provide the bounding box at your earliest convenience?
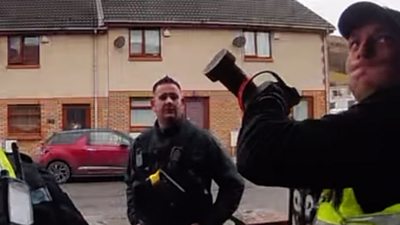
[125,75,244,225]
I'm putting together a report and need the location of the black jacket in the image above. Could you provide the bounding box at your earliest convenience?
[126,119,244,225]
[7,153,88,225]
[237,85,400,213]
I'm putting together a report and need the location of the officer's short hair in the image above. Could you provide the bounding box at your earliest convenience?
[152,75,181,93]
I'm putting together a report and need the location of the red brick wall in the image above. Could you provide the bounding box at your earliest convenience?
[207,91,241,155]
[107,90,241,153]
[108,91,152,132]
[186,91,241,155]
[303,90,327,118]
[0,97,103,155]
[106,90,326,156]
[0,90,325,156]
[0,101,7,140]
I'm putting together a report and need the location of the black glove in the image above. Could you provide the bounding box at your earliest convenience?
[275,81,301,110]
[246,81,301,115]
[239,70,300,113]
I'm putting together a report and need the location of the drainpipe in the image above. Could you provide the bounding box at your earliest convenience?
[106,30,110,128]
[93,29,99,129]
[322,30,330,114]
[93,0,104,129]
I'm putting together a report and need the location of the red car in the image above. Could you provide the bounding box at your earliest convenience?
[37,128,134,183]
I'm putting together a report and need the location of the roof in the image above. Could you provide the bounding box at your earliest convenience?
[0,0,334,32]
[103,0,335,31]
[0,0,101,31]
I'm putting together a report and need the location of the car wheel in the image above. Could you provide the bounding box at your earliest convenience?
[47,161,71,184]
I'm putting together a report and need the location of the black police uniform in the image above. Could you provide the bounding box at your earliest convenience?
[236,83,400,214]
[126,119,244,225]
[8,153,88,225]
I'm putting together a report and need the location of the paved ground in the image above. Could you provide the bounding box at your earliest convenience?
[61,177,290,225]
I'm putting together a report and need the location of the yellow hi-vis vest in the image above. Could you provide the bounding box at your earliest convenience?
[0,148,16,178]
[315,188,400,225]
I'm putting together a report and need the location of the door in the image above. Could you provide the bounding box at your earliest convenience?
[62,104,91,130]
[85,130,130,175]
[185,97,209,129]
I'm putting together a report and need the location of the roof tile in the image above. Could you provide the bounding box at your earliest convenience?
[103,0,334,30]
[0,0,98,30]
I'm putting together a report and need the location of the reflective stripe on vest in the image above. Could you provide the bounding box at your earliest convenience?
[315,188,400,225]
[0,148,16,178]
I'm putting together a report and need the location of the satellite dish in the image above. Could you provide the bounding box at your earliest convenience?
[232,35,246,48]
[114,36,125,48]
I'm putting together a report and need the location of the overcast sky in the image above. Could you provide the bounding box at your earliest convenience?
[296,0,400,35]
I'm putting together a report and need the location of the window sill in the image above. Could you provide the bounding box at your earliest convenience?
[130,126,152,132]
[129,57,162,62]
[7,134,42,140]
[7,64,40,69]
[244,57,274,63]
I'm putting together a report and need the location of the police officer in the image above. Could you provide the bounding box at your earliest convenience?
[1,144,88,225]
[0,146,16,178]
[126,76,244,225]
[236,1,400,225]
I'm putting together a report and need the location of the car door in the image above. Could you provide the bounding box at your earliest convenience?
[43,131,90,175]
[112,131,131,168]
[85,130,129,174]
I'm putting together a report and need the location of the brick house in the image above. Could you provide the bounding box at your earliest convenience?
[0,0,334,156]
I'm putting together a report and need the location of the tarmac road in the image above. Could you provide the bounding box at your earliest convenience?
[61,177,289,225]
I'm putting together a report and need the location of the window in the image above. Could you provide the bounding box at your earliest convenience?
[47,132,84,145]
[8,105,41,135]
[185,97,209,129]
[8,36,40,66]
[129,29,161,58]
[244,31,271,58]
[62,104,91,130]
[130,98,156,128]
[292,97,313,120]
[89,131,130,146]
